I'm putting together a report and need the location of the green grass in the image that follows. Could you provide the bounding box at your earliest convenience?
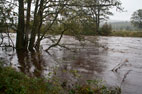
[110,31,142,37]
[0,61,121,94]
[45,28,142,38]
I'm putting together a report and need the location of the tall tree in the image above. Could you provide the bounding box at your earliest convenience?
[73,0,122,33]
[16,0,25,49]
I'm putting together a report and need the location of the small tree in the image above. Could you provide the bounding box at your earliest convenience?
[131,9,142,30]
[99,23,112,36]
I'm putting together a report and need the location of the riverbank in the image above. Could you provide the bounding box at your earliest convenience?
[46,30,142,38]
[109,31,142,37]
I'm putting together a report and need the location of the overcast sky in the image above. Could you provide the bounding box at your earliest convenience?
[109,0,142,21]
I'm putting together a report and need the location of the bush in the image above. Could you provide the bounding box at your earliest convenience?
[99,23,112,36]
[69,80,121,94]
[0,66,48,94]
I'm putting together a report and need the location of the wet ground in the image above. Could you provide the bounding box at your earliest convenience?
[0,34,142,94]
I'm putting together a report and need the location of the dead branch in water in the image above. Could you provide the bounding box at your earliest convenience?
[111,59,129,72]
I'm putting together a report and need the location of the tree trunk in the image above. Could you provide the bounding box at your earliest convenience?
[29,0,44,51]
[24,0,32,49]
[28,0,40,51]
[16,0,25,50]
[35,0,44,51]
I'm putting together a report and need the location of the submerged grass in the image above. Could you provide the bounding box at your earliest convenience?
[0,61,121,94]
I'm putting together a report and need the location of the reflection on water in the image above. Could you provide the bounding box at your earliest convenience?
[16,50,46,77]
[0,35,142,94]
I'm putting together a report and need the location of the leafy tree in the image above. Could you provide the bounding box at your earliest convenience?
[78,0,122,33]
[131,9,142,30]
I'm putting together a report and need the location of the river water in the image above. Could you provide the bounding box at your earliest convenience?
[0,34,142,94]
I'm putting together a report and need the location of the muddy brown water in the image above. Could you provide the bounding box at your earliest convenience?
[0,34,142,94]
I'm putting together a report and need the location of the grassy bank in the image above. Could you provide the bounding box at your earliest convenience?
[110,31,142,37]
[46,28,142,38]
[0,62,121,94]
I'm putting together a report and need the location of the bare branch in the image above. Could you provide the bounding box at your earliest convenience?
[45,28,68,51]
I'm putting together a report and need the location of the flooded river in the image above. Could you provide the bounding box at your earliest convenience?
[0,34,142,94]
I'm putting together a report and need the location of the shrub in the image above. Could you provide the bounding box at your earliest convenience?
[0,66,48,94]
[99,23,112,36]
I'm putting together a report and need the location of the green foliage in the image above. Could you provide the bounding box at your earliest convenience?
[80,21,97,35]
[69,80,121,94]
[0,22,6,32]
[99,23,112,36]
[44,20,97,36]
[0,66,47,94]
[0,67,27,94]
[110,31,142,37]
[0,63,121,94]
